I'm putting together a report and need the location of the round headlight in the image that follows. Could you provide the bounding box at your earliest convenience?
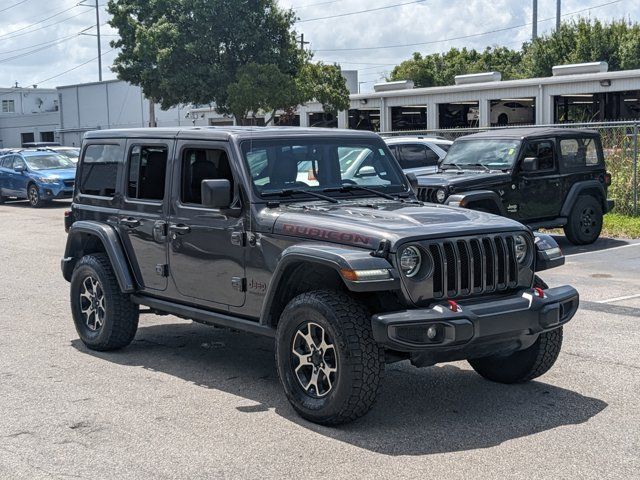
[515,234,529,264]
[436,188,447,203]
[400,246,422,277]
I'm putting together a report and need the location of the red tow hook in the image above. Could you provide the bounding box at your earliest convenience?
[447,300,460,312]
[534,287,545,298]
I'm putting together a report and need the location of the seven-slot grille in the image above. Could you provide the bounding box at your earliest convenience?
[425,234,521,299]
[417,187,441,203]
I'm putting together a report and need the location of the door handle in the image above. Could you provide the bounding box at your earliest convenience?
[169,224,191,235]
[120,217,140,228]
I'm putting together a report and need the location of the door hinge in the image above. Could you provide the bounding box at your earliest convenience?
[231,277,246,292]
[155,264,169,277]
[230,232,245,246]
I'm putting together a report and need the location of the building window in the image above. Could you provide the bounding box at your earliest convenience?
[40,132,55,142]
[391,106,427,131]
[21,132,35,145]
[1,100,15,113]
[309,112,337,128]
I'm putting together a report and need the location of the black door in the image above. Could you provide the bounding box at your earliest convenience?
[167,141,246,307]
[117,139,172,291]
[513,138,563,221]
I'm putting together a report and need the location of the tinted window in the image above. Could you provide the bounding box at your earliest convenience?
[181,148,234,205]
[560,138,600,170]
[79,144,123,197]
[127,145,167,201]
[397,144,439,169]
[522,140,555,171]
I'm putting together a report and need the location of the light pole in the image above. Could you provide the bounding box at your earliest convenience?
[79,1,103,82]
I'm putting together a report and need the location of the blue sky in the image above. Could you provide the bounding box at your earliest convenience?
[0,0,637,92]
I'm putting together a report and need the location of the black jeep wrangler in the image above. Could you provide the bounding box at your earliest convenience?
[414,128,614,245]
[61,127,578,425]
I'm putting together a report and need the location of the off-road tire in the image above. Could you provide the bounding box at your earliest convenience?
[468,276,563,383]
[27,183,46,208]
[564,195,603,245]
[70,253,139,351]
[275,290,385,425]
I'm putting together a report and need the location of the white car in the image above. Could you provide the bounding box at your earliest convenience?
[384,136,453,176]
[491,102,533,125]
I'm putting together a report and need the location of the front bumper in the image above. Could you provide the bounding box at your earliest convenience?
[372,285,578,364]
[40,183,74,199]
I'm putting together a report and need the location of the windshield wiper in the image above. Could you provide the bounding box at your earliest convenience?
[441,163,462,171]
[471,163,490,171]
[323,184,399,201]
[261,188,339,204]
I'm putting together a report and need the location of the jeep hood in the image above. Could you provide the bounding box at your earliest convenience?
[263,200,525,251]
[416,170,511,190]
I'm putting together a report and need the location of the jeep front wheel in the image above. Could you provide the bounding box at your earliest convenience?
[70,253,139,351]
[564,195,603,245]
[275,290,384,425]
[28,184,46,208]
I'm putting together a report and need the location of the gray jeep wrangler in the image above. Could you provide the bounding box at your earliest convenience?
[62,127,578,425]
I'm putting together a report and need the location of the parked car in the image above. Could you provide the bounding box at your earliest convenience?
[384,136,453,176]
[40,146,81,163]
[0,150,76,207]
[61,126,577,425]
[491,101,534,125]
[414,127,614,245]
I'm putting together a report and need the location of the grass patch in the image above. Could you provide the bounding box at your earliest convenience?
[602,213,640,239]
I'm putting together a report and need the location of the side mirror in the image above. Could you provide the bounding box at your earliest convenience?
[357,165,376,177]
[201,179,231,209]
[406,172,419,194]
[14,165,26,173]
[522,157,539,172]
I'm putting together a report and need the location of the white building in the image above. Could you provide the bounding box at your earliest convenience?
[0,86,59,148]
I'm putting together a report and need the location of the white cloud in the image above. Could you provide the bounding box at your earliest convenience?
[0,0,637,90]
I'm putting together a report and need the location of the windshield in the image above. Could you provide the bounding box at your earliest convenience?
[442,139,521,169]
[241,138,407,199]
[24,154,75,171]
[54,149,80,160]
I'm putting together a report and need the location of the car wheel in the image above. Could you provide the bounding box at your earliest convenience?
[564,195,603,245]
[275,290,385,425]
[497,113,508,125]
[468,275,563,383]
[70,253,139,351]
[27,184,46,208]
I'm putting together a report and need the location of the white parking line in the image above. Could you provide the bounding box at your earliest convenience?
[566,242,640,257]
[596,293,640,304]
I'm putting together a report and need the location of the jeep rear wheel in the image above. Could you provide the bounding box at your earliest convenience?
[564,195,603,245]
[275,290,384,425]
[468,275,563,383]
[70,253,139,351]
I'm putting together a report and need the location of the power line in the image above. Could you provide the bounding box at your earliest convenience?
[0,27,95,55]
[0,4,80,39]
[34,48,115,86]
[0,9,92,42]
[313,0,623,52]
[0,28,93,63]
[0,0,31,14]
[289,0,342,9]
[298,0,426,23]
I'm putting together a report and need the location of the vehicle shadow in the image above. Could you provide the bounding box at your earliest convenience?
[1,199,71,209]
[71,320,607,456]
[550,234,633,256]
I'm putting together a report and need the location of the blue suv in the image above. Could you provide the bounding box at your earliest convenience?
[0,150,76,207]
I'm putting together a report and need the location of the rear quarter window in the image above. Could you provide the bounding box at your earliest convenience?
[559,138,601,171]
[79,143,124,197]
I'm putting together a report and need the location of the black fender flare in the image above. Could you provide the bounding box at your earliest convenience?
[560,180,606,217]
[446,190,506,215]
[61,221,136,293]
[259,242,399,325]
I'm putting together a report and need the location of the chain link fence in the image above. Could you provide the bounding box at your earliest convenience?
[381,121,639,216]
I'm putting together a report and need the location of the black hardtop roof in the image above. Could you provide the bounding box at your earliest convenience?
[456,127,600,141]
[83,126,381,141]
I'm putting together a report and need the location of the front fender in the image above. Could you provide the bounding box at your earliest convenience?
[61,221,136,293]
[259,243,400,323]
[534,233,565,272]
[446,190,506,215]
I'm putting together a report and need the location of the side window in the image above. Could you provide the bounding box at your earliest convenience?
[560,138,600,170]
[127,145,168,201]
[181,148,234,205]
[80,144,124,197]
[1,156,13,168]
[397,144,437,169]
[522,140,555,171]
[13,156,26,170]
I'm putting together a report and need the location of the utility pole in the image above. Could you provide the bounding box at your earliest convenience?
[532,0,538,41]
[95,0,102,82]
[556,0,561,32]
[298,33,310,51]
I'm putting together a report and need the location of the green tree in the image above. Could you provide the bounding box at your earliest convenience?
[107,0,302,115]
[296,62,350,115]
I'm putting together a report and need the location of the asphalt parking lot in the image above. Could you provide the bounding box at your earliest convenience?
[1,199,639,479]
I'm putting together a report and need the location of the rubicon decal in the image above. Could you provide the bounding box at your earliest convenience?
[281,224,371,245]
